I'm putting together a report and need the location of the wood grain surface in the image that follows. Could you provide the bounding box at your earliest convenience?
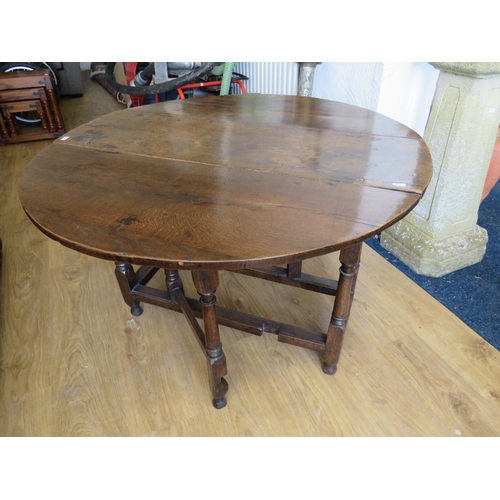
[17,94,432,270]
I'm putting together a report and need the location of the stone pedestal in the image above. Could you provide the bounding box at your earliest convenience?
[381,62,500,277]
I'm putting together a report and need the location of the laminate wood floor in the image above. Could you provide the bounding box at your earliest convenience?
[1,74,499,436]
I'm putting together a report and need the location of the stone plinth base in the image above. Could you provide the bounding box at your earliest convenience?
[380,220,488,278]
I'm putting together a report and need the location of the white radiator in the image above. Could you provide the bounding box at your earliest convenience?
[233,62,299,95]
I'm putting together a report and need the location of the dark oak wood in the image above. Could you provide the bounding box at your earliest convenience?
[17,94,433,408]
[18,94,432,270]
[191,270,228,409]
[114,262,143,316]
[232,265,338,296]
[323,243,363,374]
[287,262,302,279]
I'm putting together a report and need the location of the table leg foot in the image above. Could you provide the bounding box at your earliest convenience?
[208,352,229,408]
[131,304,143,316]
[212,377,228,409]
[322,362,337,375]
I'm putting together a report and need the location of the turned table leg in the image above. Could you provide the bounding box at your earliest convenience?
[165,270,184,302]
[39,98,55,132]
[322,243,362,375]
[46,87,65,132]
[192,270,228,409]
[114,262,143,316]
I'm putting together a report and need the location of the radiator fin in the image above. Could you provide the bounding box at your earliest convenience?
[233,62,299,95]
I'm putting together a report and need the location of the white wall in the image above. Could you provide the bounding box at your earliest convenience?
[377,63,440,137]
[312,62,384,111]
[311,62,440,137]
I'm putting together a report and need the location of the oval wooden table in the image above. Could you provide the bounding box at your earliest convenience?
[18,94,433,409]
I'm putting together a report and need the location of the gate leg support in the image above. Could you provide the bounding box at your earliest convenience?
[322,243,362,375]
[114,262,143,316]
[192,270,228,409]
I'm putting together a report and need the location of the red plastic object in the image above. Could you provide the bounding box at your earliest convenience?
[482,127,500,202]
[125,63,147,108]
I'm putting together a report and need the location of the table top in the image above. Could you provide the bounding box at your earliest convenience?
[18,93,433,270]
